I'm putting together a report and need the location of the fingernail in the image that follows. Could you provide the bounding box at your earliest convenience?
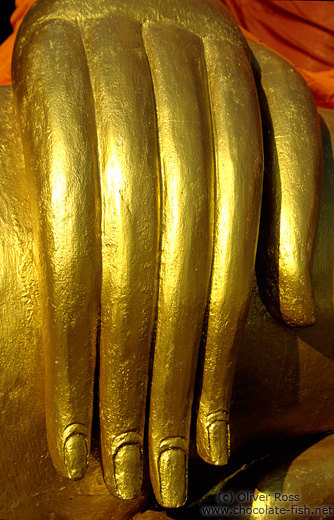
[64,433,88,480]
[114,444,142,500]
[208,421,230,465]
[159,448,187,508]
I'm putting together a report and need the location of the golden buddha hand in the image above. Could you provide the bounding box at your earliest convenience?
[11,0,322,509]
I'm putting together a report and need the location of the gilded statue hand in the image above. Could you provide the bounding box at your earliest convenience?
[11,0,322,509]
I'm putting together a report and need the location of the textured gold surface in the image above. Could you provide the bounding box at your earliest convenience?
[195,37,263,467]
[12,18,101,481]
[1,77,334,520]
[0,0,332,516]
[250,40,323,327]
[143,23,214,507]
[11,0,256,508]
[247,435,334,520]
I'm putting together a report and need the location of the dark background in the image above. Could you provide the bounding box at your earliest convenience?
[0,0,16,44]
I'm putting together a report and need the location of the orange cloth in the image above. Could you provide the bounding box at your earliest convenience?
[0,0,36,85]
[221,0,334,109]
[0,0,333,108]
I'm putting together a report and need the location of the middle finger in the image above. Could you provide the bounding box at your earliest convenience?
[82,15,160,500]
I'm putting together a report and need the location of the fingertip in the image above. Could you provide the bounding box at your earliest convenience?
[207,421,230,466]
[113,444,143,500]
[197,412,230,466]
[278,279,316,328]
[257,259,316,328]
[158,448,187,508]
[56,423,90,481]
[150,437,188,508]
[47,423,90,481]
[64,433,88,481]
[102,432,143,500]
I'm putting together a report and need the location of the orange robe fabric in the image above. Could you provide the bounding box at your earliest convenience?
[0,0,35,85]
[0,0,333,108]
[221,0,334,109]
